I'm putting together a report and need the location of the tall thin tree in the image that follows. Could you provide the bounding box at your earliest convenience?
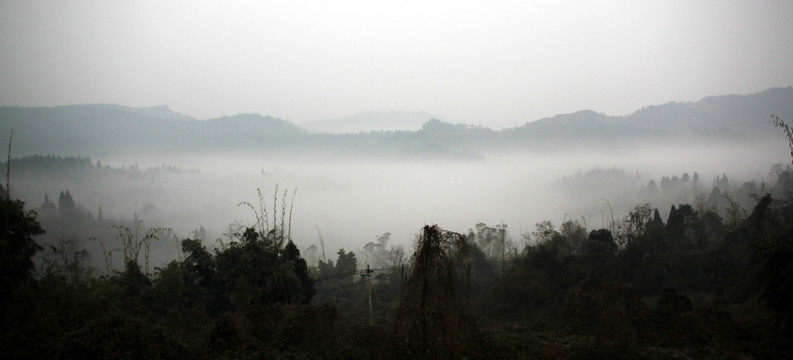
[6,129,12,200]
[4,129,12,243]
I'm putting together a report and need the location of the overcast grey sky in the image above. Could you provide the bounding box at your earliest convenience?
[1,0,792,128]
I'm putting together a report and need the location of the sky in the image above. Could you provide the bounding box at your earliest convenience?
[1,0,792,129]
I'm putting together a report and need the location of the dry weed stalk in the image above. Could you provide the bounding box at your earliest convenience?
[113,220,170,274]
[90,236,116,277]
[237,184,297,246]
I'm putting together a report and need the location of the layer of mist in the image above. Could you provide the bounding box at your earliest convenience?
[7,140,787,272]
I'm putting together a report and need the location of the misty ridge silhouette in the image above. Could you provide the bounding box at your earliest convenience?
[1,87,791,158]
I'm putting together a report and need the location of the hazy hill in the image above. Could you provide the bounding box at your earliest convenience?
[0,105,304,157]
[629,87,793,137]
[506,86,793,147]
[1,87,791,158]
[114,104,197,121]
[301,111,442,133]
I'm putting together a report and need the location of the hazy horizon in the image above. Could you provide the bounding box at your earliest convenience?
[2,1,793,129]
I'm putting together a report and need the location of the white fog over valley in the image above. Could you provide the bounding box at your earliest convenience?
[5,130,790,269]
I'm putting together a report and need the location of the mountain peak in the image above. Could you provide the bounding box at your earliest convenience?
[302,110,442,133]
[126,104,196,121]
[420,118,488,133]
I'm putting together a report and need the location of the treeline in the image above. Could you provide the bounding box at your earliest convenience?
[2,155,198,177]
[559,165,791,227]
[1,190,318,359]
[303,167,793,358]
[2,167,793,358]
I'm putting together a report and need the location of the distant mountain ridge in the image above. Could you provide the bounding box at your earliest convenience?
[120,104,197,121]
[0,104,303,157]
[301,111,443,133]
[1,87,791,158]
[56,103,198,121]
[509,87,793,144]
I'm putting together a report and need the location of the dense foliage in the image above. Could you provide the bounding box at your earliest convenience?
[2,162,793,359]
[0,196,45,321]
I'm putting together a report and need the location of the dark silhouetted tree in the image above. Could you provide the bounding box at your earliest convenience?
[394,225,473,359]
[583,229,617,254]
[749,194,793,331]
[40,194,56,218]
[0,197,44,319]
[285,240,315,303]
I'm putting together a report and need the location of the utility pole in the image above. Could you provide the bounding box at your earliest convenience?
[400,264,404,300]
[360,264,374,326]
